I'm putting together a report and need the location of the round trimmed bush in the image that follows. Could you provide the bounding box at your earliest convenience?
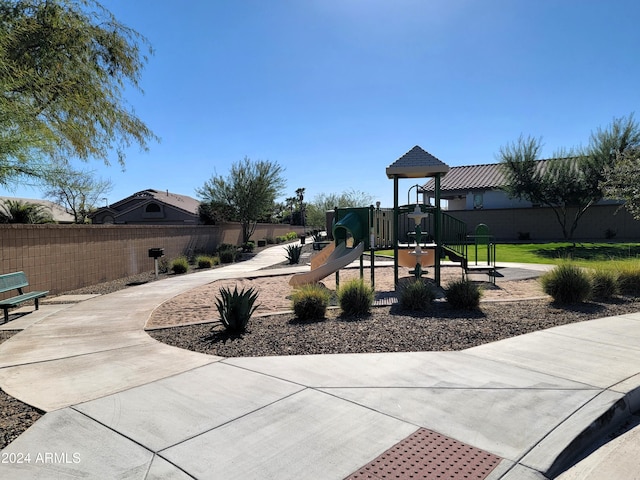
[291,284,330,321]
[196,255,215,269]
[218,247,237,264]
[337,279,374,316]
[540,263,591,304]
[170,256,189,274]
[446,279,482,310]
[399,279,436,311]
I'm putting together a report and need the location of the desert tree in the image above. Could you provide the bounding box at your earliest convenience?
[305,189,375,230]
[498,115,640,240]
[601,147,640,220]
[197,157,286,243]
[41,162,113,223]
[0,0,158,186]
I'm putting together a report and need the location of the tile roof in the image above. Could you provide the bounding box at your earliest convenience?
[386,145,450,179]
[143,189,200,214]
[112,189,200,215]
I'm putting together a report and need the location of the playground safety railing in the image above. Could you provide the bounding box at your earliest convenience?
[441,212,468,259]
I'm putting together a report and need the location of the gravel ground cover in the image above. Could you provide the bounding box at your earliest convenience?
[148,298,640,357]
[3,244,640,450]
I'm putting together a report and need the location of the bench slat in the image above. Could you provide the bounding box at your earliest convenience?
[0,291,49,307]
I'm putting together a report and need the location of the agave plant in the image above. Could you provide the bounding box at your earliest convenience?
[215,285,260,333]
[285,244,303,264]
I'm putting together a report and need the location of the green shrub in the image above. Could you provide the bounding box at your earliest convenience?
[291,284,330,321]
[285,244,303,264]
[218,246,237,264]
[170,256,189,274]
[196,255,216,269]
[399,279,436,311]
[540,263,592,304]
[275,235,287,244]
[338,279,374,316]
[446,279,482,309]
[215,285,260,333]
[590,268,619,300]
[242,241,255,253]
[266,237,275,244]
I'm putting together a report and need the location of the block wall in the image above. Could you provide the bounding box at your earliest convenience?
[0,223,303,296]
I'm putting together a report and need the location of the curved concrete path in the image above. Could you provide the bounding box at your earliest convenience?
[0,247,639,479]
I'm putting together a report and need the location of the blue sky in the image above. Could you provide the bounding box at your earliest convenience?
[6,0,640,208]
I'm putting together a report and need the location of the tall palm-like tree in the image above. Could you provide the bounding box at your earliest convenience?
[295,187,306,230]
[285,196,297,225]
[0,200,54,224]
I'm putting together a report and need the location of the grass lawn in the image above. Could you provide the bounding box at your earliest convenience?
[375,243,640,265]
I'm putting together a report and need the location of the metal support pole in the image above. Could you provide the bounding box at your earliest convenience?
[434,174,442,287]
[393,176,399,288]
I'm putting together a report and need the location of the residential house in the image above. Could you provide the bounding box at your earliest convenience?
[89,189,200,225]
[420,162,539,210]
[419,162,638,241]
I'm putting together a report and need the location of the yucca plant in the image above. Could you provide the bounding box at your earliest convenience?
[337,279,374,316]
[291,284,330,321]
[399,279,436,311]
[215,286,260,333]
[446,279,482,310]
[539,263,591,304]
[285,244,303,264]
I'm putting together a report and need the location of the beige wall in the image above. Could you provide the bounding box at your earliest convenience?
[327,205,640,243]
[446,204,640,241]
[0,223,303,296]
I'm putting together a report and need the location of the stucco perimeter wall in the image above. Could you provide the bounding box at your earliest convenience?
[0,223,303,296]
[448,204,640,241]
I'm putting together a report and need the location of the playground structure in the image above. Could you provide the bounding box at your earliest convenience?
[289,146,495,289]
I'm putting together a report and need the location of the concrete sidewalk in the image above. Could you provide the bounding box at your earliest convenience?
[0,245,639,479]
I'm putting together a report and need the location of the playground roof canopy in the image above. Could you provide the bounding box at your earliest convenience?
[386,145,450,179]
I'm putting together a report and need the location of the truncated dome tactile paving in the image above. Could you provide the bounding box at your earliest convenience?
[345,428,502,480]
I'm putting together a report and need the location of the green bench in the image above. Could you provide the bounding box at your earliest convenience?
[0,272,49,323]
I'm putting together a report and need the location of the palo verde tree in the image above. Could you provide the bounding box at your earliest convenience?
[41,162,113,223]
[0,0,158,185]
[601,147,640,220]
[498,115,640,240]
[197,157,286,244]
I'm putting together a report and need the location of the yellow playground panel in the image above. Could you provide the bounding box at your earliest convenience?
[397,247,435,269]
